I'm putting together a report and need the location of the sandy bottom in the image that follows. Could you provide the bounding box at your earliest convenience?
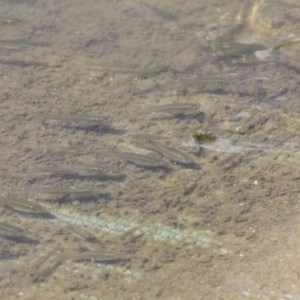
[1,0,300,299]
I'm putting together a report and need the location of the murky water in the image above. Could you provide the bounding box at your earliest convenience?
[1,0,300,299]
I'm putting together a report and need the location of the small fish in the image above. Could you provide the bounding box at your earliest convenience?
[0,60,48,67]
[143,3,179,21]
[177,76,234,86]
[130,133,170,141]
[273,39,300,51]
[272,0,300,9]
[156,76,235,94]
[158,175,198,195]
[57,250,121,262]
[0,16,24,25]
[81,59,138,73]
[42,114,110,126]
[34,248,60,269]
[0,40,51,51]
[171,39,199,56]
[119,65,170,85]
[97,150,168,167]
[0,222,25,237]
[217,153,240,167]
[117,225,143,239]
[35,164,114,177]
[140,103,199,116]
[45,145,84,155]
[0,196,47,214]
[66,223,99,241]
[210,39,266,56]
[134,140,193,164]
[0,41,27,51]
[26,186,104,197]
[234,107,262,133]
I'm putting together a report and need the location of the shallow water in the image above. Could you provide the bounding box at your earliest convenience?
[1,0,300,299]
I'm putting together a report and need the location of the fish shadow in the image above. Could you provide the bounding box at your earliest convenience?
[49,173,126,183]
[140,165,173,173]
[0,250,23,260]
[173,161,202,170]
[1,235,40,245]
[55,193,111,205]
[4,206,56,219]
[68,124,127,135]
